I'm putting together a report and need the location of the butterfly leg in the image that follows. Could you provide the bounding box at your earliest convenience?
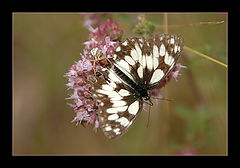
[92,60,97,77]
[98,56,113,67]
[92,56,112,78]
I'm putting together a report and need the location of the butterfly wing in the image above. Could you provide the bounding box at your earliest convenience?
[147,34,184,89]
[113,34,184,90]
[91,69,143,139]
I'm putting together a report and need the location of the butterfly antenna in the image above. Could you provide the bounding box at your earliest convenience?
[151,97,174,102]
[146,104,151,128]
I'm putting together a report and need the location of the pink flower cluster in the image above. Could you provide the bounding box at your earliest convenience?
[83,19,122,72]
[65,57,98,128]
[86,18,123,42]
[65,19,123,129]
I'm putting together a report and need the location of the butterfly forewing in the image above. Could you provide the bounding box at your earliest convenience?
[114,34,184,89]
[113,37,144,86]
[148,34,184,88]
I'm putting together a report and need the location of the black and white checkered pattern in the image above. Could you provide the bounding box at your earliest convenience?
[92,34,184,139]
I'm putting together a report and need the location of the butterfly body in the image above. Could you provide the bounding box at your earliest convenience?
[91,34,184,139]
[113,64,152,104]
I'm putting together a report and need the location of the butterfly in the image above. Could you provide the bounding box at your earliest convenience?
[91,34,184,139]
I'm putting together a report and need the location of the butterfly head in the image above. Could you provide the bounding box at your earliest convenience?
[143,95,150,101]
[143,94,153,106]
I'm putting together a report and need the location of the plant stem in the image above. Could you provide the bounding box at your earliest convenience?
[162,12,170,153]
[182,54,205,107]
[184,46,227,68]
[163,13,168,34]
[155,21,224,30]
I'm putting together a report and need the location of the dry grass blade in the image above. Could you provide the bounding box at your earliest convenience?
[184,45,227,68]
[156,21,224,30]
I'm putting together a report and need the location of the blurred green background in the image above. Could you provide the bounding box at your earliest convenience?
[13,13,227,155]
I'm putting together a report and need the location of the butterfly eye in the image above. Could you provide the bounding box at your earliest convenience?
[144,96,150,101]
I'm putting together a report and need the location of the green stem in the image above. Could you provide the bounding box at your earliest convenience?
[155,21,224,30]
[184,46,227,68]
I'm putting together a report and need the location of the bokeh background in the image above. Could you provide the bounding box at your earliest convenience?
[13,13,227,155]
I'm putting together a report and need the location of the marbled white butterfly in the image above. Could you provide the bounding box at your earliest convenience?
[91,34,184,139]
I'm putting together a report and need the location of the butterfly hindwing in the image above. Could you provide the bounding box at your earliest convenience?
[91,69,142,139]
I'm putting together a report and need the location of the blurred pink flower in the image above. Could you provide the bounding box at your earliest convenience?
[83,14,102,29]
[172,63,187,81]
[174,148,198,156]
